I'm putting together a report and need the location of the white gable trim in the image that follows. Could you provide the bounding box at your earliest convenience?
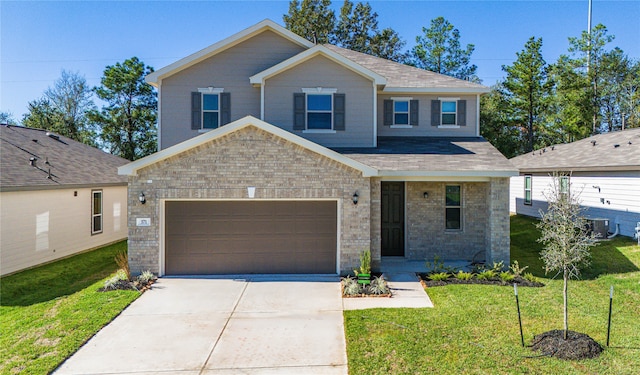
[249,45,387,86]
[118,116,378,177]
[145,19,313,86]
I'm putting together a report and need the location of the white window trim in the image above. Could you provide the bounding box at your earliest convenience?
[438,96,459,127]
[390,96,412,127]
[91,190,103,235]
[198,87,224,131]
[302,87,336,131]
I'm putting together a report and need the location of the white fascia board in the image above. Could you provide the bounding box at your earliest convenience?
[377,170,519,178]
[250,45,387,86]
[118,116,378,177]
[146,19,313,84]
[381,86,490,94]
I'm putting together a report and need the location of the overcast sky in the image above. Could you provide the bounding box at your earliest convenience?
[2,0,639,120]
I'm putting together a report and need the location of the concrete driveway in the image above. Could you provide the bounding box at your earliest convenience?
[55,276,347,375]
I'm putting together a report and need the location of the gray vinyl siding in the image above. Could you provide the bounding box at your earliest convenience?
[159,30,306,149]
[377,94,478,137]
[510,174,640,238]
[264,55,375,148]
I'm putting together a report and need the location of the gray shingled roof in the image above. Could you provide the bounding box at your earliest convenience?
[324,44,488,91]
[333,137,517,174]
[0,125,129,191]
[510,128,640,172]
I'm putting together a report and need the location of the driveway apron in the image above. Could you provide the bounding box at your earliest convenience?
[54,276,348,375]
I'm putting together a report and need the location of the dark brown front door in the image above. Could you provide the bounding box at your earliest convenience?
[381,182,404,256]
[165,201,337,275]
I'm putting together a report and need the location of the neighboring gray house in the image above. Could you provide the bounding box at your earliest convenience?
[510,128,640,238]
[119,19,517,276]
[0,124,129,276]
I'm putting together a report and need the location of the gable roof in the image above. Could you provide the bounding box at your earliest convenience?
[250,45,387,86]
[510,128,640,173]
[333,137,517,178]
[145,19,314,86]
[324,44,489,93]
[0,125,129,192]
[118,116,378,177]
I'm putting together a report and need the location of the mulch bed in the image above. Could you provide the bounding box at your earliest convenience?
[418,274,545,288]
[98,278,156,292]
[531,330,603,360]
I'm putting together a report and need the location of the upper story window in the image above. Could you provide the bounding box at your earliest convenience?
[524,175,532,205]
[307,94,333,129]
[384,98,419,127]
[191,88,230,131]
[92,190,103,235]
[294,88,345,132]
[431,98,466,127]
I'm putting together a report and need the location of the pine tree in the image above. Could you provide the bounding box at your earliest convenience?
[283,0,335,44]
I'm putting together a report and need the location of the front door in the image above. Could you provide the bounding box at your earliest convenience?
[381,182,404,256]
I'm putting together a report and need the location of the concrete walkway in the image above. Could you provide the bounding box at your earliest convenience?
[342,272,433,310]
[55,276,348,375]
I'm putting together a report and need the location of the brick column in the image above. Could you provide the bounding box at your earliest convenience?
[486,177,511,265]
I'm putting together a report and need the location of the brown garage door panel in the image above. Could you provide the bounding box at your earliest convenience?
[165,201,337,275]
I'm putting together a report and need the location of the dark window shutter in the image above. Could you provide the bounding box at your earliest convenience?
[410,100,419,126]
[431,100,440,126]
[220,92,231,125]
[457,100,466,126]
[191,92,201,130]
[293,93,305,130]
[383,100,393,126]
[333,93,345,131]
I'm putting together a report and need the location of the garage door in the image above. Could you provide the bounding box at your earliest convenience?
[165,201,337,275]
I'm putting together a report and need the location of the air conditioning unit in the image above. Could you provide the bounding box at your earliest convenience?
[586,218,609,239]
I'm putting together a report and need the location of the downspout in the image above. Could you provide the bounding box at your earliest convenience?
[260,81,265,121]
[372,81,377,147]
[157,79,162,151]
[607,223,619,239]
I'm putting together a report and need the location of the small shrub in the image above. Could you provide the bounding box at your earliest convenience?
[477,269,497,280]
[355,249,371,275]
[428,272,450,281]
[342,277,361,296]
[103,269,129,290]
[491,261,506,273]
[524,272,539,283]
[455,271,473,280]
[137,270,155,284]
[499,271,515,282]
[368,275,390,295]
[509,260,529,277]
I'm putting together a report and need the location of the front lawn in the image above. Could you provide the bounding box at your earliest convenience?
[0,241,139,374]
[345,215,640,374]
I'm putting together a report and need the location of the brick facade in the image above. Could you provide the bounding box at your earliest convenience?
[127,126,370,275]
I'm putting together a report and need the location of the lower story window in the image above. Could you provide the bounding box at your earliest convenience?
[524,175,532,205]
[445,185,461,230]
[92,190,103,234]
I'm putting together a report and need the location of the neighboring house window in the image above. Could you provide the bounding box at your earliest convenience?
[524,175,532,205]
[560,176,570,196]
[191,88,231,130]
[383,98,419,127]
[445,185,462,230]
[431,98,466,127]
[92,190,103,235]
[294,89,345,131]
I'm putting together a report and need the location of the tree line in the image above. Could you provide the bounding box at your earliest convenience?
[2,0,638,160]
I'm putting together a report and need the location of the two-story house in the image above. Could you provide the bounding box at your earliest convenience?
[119,20,518,276]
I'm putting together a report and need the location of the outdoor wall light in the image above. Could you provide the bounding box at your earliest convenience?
[247,186,256,198]
[352,192,359,205]
[139,192,146,204]
[423,192,429,199]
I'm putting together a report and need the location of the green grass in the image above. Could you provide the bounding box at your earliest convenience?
[345,215,640,374]
[0,241,139,374]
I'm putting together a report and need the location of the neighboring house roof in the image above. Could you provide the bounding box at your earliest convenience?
[333,137,518,178]
[145,19,314,86]
[324,44,489,93]
[118,116,378,177]
[0,125,129,192]
[510,128,640,173]
[250,45,387,86]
